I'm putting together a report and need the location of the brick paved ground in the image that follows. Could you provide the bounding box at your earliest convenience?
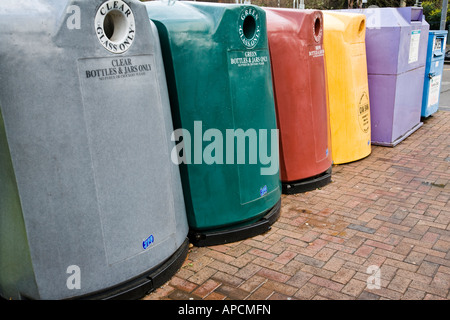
[144,109,450,300]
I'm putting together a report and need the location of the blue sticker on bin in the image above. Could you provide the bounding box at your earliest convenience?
[260,185,268,197]
[143,235,154,250]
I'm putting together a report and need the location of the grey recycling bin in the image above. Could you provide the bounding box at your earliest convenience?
[0,0,189,300]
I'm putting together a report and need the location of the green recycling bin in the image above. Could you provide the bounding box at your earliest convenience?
[144,1,281,247]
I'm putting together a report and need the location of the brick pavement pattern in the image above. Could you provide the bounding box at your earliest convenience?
[144,110,450,300]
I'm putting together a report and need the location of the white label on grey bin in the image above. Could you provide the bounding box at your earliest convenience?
[81,56,152,81]
[408,30,420,64]
[77,54,165,265]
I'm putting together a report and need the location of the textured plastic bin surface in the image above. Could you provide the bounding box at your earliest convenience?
[145,1,281,246]
[0,0,189,300]
[344,7,429,146]
[322,11,371,165]
[264,8,332,194]
[422,30,447,117]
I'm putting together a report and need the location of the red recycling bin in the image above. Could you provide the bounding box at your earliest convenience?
[264,8,332,194]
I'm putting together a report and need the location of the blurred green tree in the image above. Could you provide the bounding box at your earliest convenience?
[141,0,450,29]
[422,1,450,30]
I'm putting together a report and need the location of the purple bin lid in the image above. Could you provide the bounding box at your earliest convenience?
[339,7,429,75]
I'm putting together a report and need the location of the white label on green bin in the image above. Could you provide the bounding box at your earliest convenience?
[229,50,269,68]
[428,75,441,107]
[408,30,421,64]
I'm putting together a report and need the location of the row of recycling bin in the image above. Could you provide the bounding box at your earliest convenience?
[0,0,445,300]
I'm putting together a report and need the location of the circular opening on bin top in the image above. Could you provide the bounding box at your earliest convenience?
[95,0,136,54]
[103,10,128,43]
[314,17,321,38]
[243,15,257,40]
[238,7,261,49]
[358,19,365,35]
[312,14,323,43]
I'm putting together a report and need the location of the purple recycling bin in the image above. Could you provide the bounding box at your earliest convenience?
[342,7,429,146]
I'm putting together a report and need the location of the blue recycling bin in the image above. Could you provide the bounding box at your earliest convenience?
[422,30,448,117]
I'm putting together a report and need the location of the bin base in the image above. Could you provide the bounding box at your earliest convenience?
[282,166,332,195]
[371,122,423,147]
[73,237,190,300]
[189,199,281,247]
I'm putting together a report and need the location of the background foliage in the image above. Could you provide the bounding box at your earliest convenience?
[421,1,450,29]
[143,0,450,29]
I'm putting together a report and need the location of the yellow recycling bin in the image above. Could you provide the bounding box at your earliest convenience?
[323,11,371,164]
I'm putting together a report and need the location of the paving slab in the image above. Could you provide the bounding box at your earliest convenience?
[143,109,450,301]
